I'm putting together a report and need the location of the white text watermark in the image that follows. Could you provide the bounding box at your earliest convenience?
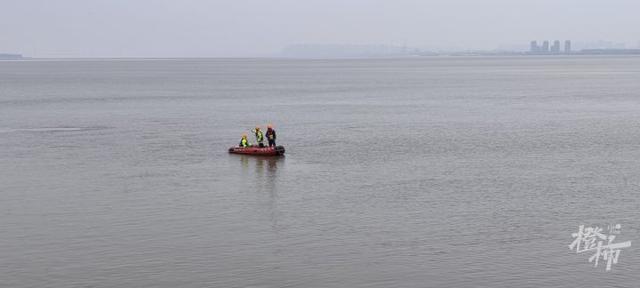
[568,224,631,271]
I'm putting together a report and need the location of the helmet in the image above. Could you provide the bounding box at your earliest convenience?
[242,134,247,138]
[255,126,261,130]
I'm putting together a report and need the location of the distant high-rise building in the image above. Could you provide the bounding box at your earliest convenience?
[530,41,539,53]
[542,41,550,53]
[564,40,571,54]
[551,40,560,53]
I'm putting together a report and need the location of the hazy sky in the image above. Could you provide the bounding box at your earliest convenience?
[1,0,639,57]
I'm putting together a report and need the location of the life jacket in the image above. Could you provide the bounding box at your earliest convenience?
[266,128,276,140]
[254,130,264,142]
[239,138,249,147]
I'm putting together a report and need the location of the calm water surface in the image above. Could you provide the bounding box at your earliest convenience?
[1,57,640,287]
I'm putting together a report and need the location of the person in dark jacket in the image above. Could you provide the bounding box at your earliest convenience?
[266,124,277,147]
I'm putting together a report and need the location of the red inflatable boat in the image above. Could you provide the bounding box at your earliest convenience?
[228,145,285,156]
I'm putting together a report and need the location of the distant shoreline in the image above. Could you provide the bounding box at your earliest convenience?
[2,54,640,61]
[0,53,25,60]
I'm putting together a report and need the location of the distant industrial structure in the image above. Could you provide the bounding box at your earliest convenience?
[551,40,560,53]
[564,40,571,54]
[529,40,571,54]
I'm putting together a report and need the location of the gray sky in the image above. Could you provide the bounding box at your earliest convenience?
[1,0,639,57]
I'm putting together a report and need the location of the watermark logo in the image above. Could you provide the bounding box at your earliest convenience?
[568,224,631,271]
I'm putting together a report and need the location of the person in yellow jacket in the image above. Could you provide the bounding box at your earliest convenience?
[239,134,250,147]
[252,126,265,147]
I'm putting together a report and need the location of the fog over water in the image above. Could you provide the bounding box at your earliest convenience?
[1,0,640,57]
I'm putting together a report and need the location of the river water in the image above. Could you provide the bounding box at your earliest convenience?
[1,57,639,287]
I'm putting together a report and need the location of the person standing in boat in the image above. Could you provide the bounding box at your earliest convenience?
[252,126,265,147]
[239,134,250,147]
[266,124,277,147]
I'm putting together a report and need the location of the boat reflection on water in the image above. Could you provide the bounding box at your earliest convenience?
[235,155,285,228]
[237,155,283,180]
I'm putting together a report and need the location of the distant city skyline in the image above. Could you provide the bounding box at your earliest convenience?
[529,40,570,54]
[4,39,640,59]
[1,0,640,58]
[277,40,640,58]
